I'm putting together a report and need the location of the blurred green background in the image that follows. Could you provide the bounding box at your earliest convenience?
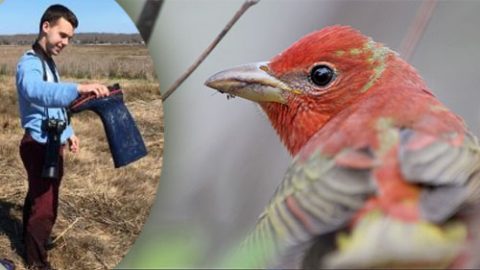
[117,0,480,268]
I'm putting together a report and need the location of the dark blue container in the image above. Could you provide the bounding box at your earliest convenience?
[69,84,147,168]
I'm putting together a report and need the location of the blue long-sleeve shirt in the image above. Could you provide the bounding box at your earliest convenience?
[16,49,79,143]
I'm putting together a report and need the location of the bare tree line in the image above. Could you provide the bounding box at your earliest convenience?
[0,33,143,45]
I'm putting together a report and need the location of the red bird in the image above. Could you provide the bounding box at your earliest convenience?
[205,26,480,268]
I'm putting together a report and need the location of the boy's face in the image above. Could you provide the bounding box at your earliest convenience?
[42,17,74,56]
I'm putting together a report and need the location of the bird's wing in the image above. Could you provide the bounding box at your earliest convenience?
[399,129,480,223]
[323,128,480,269]
[237,128,480,269]
[237,143,378,268]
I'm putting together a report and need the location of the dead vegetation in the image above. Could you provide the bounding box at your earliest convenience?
[0,45,163,269]
[0,45,156,80]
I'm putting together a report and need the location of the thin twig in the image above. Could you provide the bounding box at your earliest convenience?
[161,0,261,101]
[399,0,438,61]
[52,217,82,243]
[137,0,164,43]
[93,252,110,269]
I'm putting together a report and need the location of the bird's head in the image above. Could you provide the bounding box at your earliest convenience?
[205,25,393,155]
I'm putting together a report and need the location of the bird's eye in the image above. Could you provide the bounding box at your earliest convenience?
[310,65,335,87]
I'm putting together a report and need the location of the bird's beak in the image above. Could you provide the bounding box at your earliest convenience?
[205,62,299,104]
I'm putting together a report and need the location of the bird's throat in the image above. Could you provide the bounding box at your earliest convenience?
[261,102,330,156]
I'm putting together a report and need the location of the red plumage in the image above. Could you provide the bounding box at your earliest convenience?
[206,25,480,268]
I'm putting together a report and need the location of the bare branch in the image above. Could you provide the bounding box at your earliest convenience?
[399,0,437,61]
[161,0,261,101]
[52,217,82,243]
[137,0,164,43]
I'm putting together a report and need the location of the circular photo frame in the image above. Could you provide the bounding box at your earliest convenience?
[0,1,163,269]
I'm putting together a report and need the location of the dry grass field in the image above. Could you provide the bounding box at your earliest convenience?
[0,45,163,269]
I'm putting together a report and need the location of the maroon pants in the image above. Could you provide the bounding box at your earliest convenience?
[19,133,64,267]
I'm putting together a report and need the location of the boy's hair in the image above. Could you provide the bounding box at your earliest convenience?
[39,4,78,33]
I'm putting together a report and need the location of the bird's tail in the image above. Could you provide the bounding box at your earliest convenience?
[321,210,468,269]
[220,213,278,268]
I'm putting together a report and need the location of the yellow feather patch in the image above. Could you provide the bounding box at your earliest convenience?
[375,117,399,156]
[335,50,346,56]
[350,48,362,55]
[360,39,391,92]
[430,104,450,112]
[324,210,467,268]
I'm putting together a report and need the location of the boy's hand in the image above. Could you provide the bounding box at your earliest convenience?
[68,135,79,153]
[77,83,110,98]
